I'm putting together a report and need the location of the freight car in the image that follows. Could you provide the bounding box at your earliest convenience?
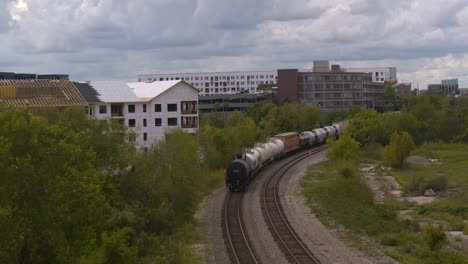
[226,122,347,191]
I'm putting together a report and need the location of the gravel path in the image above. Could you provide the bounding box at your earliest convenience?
[196,149,394,264]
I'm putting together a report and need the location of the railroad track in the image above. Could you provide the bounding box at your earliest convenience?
[222,191,260,264]
[261,145,327,264]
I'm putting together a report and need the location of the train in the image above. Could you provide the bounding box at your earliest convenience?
[226,122,347,191]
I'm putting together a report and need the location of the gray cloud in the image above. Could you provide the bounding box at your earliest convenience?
[1,0,468,88]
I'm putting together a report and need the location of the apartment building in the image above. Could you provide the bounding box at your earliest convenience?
[137,70,277,96]
[76,80,198,150]
[278,63,384,113]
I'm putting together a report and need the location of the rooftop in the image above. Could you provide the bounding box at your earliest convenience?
[0,79,87,108]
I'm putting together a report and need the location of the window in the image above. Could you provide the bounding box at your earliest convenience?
[99,105,107,114]
[154,104,161,112]
[143,119,147,127]
[155,118,162,126]
[168,118,178,126]
[143,133,147,141]
[129,133,136,142]
[128,119,136,127]
[128,104,135,113]
[143,104,147,112]
[167,103,177,112]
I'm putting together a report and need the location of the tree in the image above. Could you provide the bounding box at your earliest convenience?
[383,131,416,168]
[327,131,360,162]
[0,107,133,263]
[347,109,386,145]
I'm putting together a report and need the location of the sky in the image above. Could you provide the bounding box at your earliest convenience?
[2,0,468,88]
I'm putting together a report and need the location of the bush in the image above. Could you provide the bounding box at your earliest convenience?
[427,174,448,192]
[383,131,416,168]
[379,233,401,246]
[423,225,446,250]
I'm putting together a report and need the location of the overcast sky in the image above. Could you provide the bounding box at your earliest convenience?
[2,0,468,88]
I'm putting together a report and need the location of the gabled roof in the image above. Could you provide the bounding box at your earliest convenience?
[127,80,198,101]
[88,81,139,103]
[0,79,87,107]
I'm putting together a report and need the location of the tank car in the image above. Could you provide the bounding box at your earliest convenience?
[226,157,252,191]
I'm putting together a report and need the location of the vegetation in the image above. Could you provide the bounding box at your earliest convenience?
[302,162,467,263]
[0,107,224,263]
[383,131,416,167]
[326,131,360,162]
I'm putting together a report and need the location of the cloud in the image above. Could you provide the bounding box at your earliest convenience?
[0,0,468,88]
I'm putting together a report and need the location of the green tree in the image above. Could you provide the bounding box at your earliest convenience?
[383,131,416,167]
[347,109,386,145]
[327,131,360,162]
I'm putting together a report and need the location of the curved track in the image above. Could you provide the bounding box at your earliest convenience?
[261,145,327,264]
[222,191,260,264]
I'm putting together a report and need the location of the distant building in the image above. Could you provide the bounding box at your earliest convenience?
[198,92,272,113]
[346,66,397,83]
[395,83,412,98]
[76,80,198,150]
[278,61,384,113]
[459,88,468,96]
[442,79,458,85]
[0,79,87,108]
[0,72,69,80]
[137,70,277,96]
[427,79,459,95]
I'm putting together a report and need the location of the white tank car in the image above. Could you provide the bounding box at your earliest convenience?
[254,144,267,166]
[313,128,327,143]
[245,148,261,171]
[300,131,315,145]
[268,138,284,157]
[325,126,337,138]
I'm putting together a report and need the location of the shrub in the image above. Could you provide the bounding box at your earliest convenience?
[380,233,401,246]
[423,225,446,250]
[383,131,416,168]
[464,224,468,235]
[427,174,448,192]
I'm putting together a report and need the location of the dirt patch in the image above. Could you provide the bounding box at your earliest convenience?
[406,156,442,165]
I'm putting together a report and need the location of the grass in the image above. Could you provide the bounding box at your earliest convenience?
[388,143,468,232]
[301,160,468,263]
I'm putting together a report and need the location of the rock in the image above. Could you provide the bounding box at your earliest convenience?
[424,189,435,196]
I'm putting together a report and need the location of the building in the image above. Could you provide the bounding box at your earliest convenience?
[277,62,384,113]
[137,70,277,96]
[76,80,198,149]
[395,83,412,98]
[198,92,272,113]
[346,66,397,83]
[0,72,69,80]
[0,79,87,108]
[427,79,459,95]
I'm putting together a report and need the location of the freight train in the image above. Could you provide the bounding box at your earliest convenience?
[226,122,346,191]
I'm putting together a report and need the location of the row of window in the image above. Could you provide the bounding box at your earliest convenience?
[128,117,198,128]
[146,75,277,82]
[301,75,373,82]
[189,80,276,87]
[98,103,197,114]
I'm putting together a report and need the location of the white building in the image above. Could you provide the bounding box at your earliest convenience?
[137,70,277,96]
[76,80,198,150]
[346,67,397,83]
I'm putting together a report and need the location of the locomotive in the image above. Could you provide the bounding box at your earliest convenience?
[226,122,346,191]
